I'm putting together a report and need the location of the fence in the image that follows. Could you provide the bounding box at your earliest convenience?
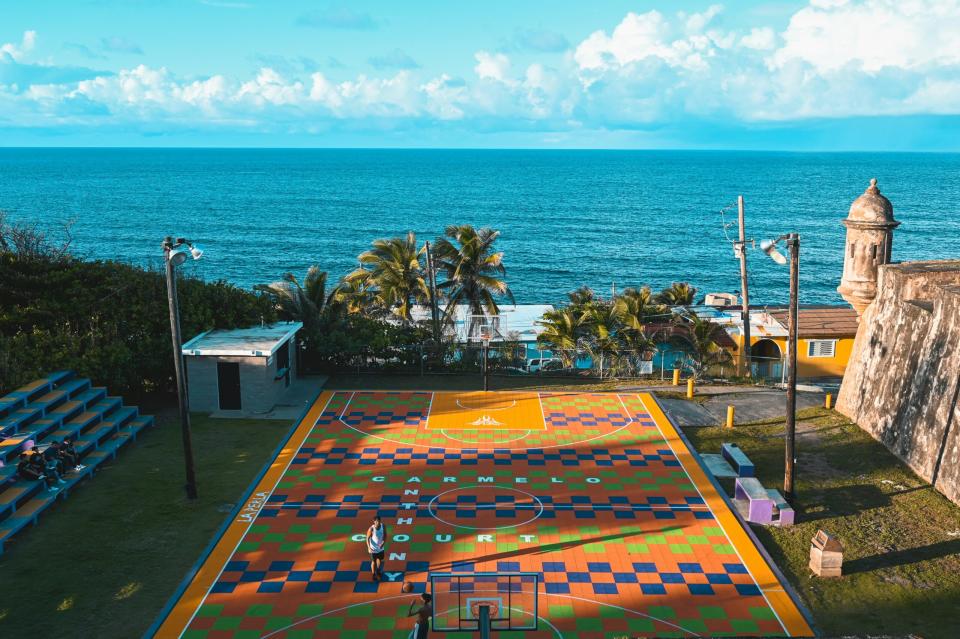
[302,341,787,384]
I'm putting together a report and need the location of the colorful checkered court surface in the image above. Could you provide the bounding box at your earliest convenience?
[153,391,813,638]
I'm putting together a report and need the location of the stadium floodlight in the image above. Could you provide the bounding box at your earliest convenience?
[161,236,202,500]
[168,245,191,267]
[759,238,788,265]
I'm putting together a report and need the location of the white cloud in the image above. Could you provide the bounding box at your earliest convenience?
[574,8,725,74]
[421,74,467,119]
[740,27,776,50]
[774,0,960,73]
[4,3,960,138]
[1,31,37,61]
[236,68,305,105]
[474,51,512,83]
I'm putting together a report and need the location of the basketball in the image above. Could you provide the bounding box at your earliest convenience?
[401,582,413,593]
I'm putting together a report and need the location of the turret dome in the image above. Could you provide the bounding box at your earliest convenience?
[847,178,895,225]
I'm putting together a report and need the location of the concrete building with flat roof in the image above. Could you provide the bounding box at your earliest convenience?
[182,322,302,414]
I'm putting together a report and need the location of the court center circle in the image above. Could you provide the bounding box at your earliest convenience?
[428,485,544,530]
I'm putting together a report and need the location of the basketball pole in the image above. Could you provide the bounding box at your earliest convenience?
[479,604,491,639]
[482,338,489,392]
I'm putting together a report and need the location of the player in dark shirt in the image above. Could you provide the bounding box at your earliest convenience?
[406,593,432,639]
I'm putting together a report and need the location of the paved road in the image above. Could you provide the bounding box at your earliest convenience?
[656,389,828,427]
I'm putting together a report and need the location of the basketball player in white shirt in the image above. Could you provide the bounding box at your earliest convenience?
[366,514,387,581]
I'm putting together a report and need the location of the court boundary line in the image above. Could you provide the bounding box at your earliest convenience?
[337,390,634,451]
[149,391,334,639]
[638,393,814,637]
[156,389,805,638]
[644,393,819,636]
[144,387,327,639]
[637,392,787,634]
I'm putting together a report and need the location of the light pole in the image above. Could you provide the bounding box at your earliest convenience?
[162,236,203,500]
[735,196,752,378]
[759,233,800,503]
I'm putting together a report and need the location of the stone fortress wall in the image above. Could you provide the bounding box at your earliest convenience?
[837,261,960,505]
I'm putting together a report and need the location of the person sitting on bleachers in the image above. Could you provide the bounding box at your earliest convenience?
[18,453,43,482]
[22,452,58,492]
[59,438,84,471]
[40,446,66,487]
[44,442,68,478]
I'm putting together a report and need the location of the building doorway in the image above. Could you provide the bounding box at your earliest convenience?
[750,339,783,381]
[217,362,242,410]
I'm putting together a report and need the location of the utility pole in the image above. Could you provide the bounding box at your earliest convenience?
[737,196,752,378]
[784,233,800,502]
[424,241,441,343]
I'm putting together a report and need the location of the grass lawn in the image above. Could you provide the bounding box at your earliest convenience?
[0,411,293,639]
[682,407,960,638]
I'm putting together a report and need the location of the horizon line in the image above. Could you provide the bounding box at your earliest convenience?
[1,146,959,154]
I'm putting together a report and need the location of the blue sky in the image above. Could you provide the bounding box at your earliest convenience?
[2,0,959,149]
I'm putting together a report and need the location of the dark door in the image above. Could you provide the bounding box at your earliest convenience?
[276,341,290,387]
[217,362,242,410]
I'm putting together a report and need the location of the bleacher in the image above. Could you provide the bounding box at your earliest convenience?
[0,371,154,553]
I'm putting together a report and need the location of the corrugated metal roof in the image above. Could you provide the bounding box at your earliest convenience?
[768,306,859,337]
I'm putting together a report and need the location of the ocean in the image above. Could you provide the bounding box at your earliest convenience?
[1,148,958,306]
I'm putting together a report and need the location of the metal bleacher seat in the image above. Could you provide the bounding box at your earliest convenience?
[0,371,153,554]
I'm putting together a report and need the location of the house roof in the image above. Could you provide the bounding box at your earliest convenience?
[768,306,859,338]
[181,322,303,357]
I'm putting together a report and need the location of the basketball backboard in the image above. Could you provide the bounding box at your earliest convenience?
[429,571,539,633]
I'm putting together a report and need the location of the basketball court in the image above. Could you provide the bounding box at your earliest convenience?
[151,390,813,638]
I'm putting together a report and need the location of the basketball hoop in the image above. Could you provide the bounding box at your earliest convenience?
[466,314,507,344]
[469,599,500,620]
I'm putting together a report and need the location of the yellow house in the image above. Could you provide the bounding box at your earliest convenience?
[744,306,858,380]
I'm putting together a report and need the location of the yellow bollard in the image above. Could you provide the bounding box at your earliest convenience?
[686,378,695,399]
[672,368,681,386]
[726,405,735,428]
[825,393,833,409]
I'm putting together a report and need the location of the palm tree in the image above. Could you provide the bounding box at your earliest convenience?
[535,307,585,367]
[567,286,596,310]
[681,312,733,378]
[255,266,328,346]
[656,282,697,306]
[329,271,377,316]
[348,232,430,323]
[581,302,625,376]
[433,224,514,336]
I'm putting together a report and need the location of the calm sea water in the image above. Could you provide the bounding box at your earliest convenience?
[1,148,958,306]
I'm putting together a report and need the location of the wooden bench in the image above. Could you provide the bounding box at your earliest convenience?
[721,443,755,478]
[735,477,774,524]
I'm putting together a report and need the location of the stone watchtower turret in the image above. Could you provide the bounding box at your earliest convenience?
[838,179,900,317]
